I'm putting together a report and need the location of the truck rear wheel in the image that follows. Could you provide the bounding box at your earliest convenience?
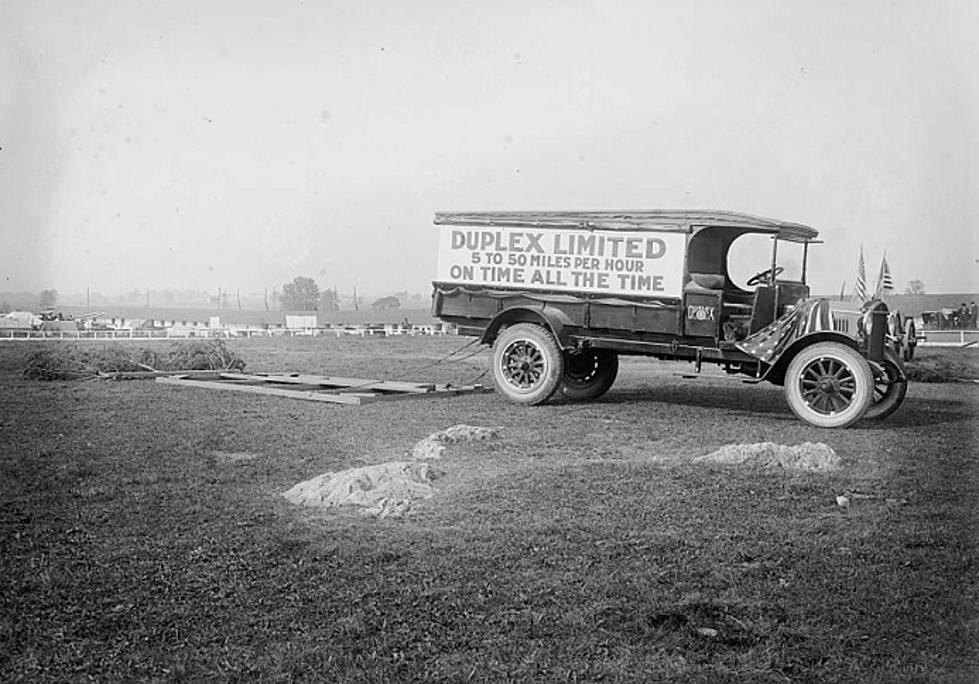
[784,342,874,428]
[561,349,618,401]
[492,323,564,405]
[863,349,908,421]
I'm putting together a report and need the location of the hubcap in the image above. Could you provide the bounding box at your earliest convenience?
[799,356,858,415]
[501,339,546,389]
[564,351,599,385]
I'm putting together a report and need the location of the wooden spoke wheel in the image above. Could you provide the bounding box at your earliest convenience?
[492,323,564,405]
[864,349,908,421]
[784,342,874,428]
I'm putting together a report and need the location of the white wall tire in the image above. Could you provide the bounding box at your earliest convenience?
[492,323,564,405]
[784,342,874,428]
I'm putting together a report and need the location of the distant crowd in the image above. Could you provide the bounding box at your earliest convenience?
[952,301,978,329]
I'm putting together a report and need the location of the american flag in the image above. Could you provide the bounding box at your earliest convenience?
[737,298,832,364]
[853,247,868,302]
[875,254,894,297]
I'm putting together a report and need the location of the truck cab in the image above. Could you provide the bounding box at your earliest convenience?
[681,220,814,342]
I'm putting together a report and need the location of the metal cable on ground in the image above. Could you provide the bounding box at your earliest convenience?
[397,337,481,376]
[468,368,491,385]
[331,336,485,392]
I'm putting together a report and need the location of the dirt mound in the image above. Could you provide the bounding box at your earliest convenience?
[281,461,436,518]
[695,442,840,472]
[408,424,500,460]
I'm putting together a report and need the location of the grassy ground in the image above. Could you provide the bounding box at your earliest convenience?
[1,338,976,682]
[906,347,979,383]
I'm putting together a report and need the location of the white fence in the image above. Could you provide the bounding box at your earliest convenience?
[0,324,456,341]
[918,329,979,348]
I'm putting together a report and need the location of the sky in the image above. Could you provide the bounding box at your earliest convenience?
[1,0,977,300]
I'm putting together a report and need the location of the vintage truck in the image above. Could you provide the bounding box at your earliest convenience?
[431,210,907,428]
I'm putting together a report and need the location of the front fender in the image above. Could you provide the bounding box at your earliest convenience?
[763,331,862,385]
[735,298,869,384]
[480,305,575,347]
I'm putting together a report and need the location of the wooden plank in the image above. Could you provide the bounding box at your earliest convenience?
[157,375,376,404]
[219,373,436,393]
[368,385,493,402]
[157,374,492,405]
[97,369,229,380]
[288,374,437,393]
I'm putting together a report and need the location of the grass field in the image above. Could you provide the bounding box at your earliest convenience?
[1,338,977,682]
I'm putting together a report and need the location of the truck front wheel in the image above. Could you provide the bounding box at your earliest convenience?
[863,349,908,421]
[492,323,564,405]
[561,349,618,401]
[784,342,874,428]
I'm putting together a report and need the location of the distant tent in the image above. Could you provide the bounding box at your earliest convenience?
[2,311,40,328]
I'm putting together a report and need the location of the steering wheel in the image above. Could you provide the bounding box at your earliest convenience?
[747,265,784,287]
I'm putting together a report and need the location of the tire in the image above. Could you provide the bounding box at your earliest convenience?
[784,342,874,428]
[902,319,917,362]
[560,349,618,401]
[492,323,564,405]
[863,349,908,421]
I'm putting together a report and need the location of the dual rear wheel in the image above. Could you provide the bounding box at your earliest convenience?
[491,323,618,405]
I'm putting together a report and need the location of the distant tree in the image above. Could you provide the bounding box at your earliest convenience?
[372,296,401,310]
[905,279,926,295]
[39,289,58,309]
[319,288,339,312]
[0,300,9,314]
[281,276,321,311]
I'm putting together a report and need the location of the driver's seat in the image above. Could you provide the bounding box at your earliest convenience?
[684,272,725,292]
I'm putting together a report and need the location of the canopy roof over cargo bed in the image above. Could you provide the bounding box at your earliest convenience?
[434,210,819,243]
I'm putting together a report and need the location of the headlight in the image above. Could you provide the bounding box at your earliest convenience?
[857,308,874,339]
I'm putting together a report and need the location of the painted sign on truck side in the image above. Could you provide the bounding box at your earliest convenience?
[435,225,686,297]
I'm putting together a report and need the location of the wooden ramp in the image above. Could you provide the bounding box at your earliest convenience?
[156,372,491,405]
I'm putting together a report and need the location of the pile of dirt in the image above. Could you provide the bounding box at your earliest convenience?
[695,442,840,472]
[281,461,437,518]
[23,340,245,380]
[283,425,501,518]
[408,424,500,460]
